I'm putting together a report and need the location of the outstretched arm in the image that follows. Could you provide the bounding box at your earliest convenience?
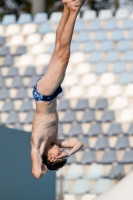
[56,139,84,159]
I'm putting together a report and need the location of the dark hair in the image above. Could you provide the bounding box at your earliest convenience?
[42,155,67,171]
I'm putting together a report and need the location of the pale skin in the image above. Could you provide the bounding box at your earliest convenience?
[31,0,85,179]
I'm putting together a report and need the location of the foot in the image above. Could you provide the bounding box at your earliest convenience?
[63,0,85,11]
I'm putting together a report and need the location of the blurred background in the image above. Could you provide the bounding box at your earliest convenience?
[0,0,133,200]
[0,0,133,16]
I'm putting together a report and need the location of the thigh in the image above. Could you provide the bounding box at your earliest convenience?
[37,51,69,96]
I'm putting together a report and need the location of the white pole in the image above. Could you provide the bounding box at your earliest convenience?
[32,0,46,17]
[94,171,133,200]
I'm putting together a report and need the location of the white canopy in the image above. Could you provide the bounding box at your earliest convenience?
[94,171,133,200]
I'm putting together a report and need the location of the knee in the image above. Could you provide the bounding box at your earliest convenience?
[32,170,42,179]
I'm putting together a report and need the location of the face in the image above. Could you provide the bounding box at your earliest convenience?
[47,144,62,162]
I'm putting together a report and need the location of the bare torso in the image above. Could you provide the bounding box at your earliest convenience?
[32,98,58,148]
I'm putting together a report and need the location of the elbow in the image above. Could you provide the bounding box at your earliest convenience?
[34,173,42,179]
[81,142,84,148]
[78,141,84,148]
[32,170,42,179]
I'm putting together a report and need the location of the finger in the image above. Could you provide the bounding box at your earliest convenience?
[57,155,68,159]
[57,156,64,160]
[56,153,63,158]
[63,156,69,159]
[57,158,63,161]
[57,158,62,160]
[56,156,62,159]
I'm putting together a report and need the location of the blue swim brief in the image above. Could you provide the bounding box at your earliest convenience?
[32,78,62,102]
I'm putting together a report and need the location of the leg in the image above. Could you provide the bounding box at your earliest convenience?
[54,0,79,50]
[38,0,83,96]
[54,5,70,52]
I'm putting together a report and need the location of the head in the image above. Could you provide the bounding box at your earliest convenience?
[42,144,67,171]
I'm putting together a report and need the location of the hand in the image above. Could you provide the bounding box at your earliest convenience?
[56,152,69,160]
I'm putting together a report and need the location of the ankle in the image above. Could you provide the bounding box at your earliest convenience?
[70,6,81,12]
[64,4,70,11]
[69,0,84,12]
